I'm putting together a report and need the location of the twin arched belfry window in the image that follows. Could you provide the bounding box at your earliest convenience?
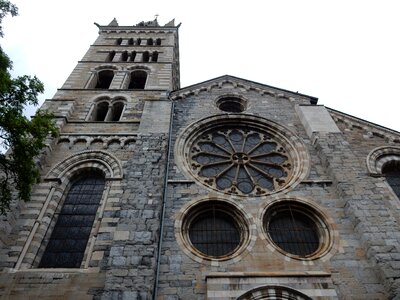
[90,99,125,122]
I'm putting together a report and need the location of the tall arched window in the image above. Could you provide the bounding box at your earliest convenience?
[142,51,150,62]
[95,70,114,89]
[39,173,105,268]
[156,38,161,45]
[383,162,400,198]
[151,51,158,62]
[110,102,125,121]
[92,101,109,121]
[128,70,147,89]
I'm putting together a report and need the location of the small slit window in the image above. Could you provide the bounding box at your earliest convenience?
[39,173,105,268]
[142,51,150,62]
[106,51,115,62]
[120,51,128,62]
[128,70,147,89]
[151,51,158,62]
[95,70,114,89]
[130,51,136,62]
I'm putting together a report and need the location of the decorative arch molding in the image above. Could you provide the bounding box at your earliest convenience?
[46,150,123,180]
[367,146,400,176]
[127,65,151,71]
[237,285,312,300]
[92,64,119,71]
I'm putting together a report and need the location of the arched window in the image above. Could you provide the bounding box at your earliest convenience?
[136,38,141,45]
[383,162,400,198]
[156,38,161,46]
[128,70,147,89]
[92,101,109,121]
[130,51,136,62]
[238,285,312,300]
[142,51,150,62]
[147,38,153,45]
[151,51,158,62]
[116,38,122,45]
[110,102,125,121]
[106,51,115,62]
[128,38,134,45]
[120,51,128,62]
[39,172,105,268]
[95,70,114,89]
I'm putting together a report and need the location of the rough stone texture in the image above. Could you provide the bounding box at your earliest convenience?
[100,134,168,299]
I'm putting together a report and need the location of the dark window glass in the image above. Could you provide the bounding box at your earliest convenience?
[142,51,150,62]
[383,165,400,198]
[189,209,240,257]
[120,51,128,62]
[151,51,158,62]
[95,70,114,89]
[94,102,109,121]
[111,102,124,121]
[130,51,136,62]
[39,174,105,268]
[128,70,147,89]
[217,97,246,112]
[128,38,134,45]
[136,38,141,45]
[116,38,122,45]
[147,38,153,45]
[156,38,161,46]
[267,209,319,256]
[106,51,115,62]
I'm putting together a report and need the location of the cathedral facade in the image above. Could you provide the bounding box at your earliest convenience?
[1,19,400,299]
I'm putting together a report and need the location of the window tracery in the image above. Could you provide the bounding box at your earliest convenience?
[39,173,105,268]
[191,127,291,196]
[175,115,310,197]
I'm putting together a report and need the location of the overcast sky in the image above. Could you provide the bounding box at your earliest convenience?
[2,0,400,131]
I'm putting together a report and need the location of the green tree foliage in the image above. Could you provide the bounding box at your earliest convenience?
[0,0,58,214]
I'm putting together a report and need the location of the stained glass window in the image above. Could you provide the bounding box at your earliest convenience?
[265,206,321,257]
[189,209,241,257]
[190,127,292,196]
[39,174,105,268]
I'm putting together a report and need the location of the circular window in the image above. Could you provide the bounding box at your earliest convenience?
[191,127,290,195]
[176,115,310,197]
[263,201,331,259]
[182,201,249,260]
[216,96,246,113]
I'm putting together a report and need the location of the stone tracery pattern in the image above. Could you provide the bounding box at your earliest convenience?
[190,127,292,196]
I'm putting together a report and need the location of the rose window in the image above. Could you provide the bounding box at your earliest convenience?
[190,127,292,196]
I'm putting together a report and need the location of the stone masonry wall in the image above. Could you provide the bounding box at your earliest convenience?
[100,134,168,300]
